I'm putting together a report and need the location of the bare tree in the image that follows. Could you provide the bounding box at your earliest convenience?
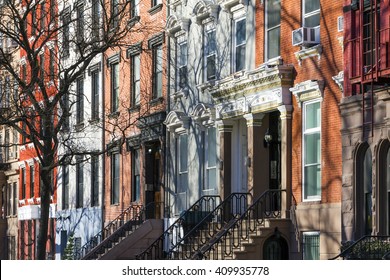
[0,0,158,259]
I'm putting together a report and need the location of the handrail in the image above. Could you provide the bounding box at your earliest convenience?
[196,189,286,260]
[76,201,162,260]
[135,195,221,260]
[166,192,251,260]
[329,235,390,260]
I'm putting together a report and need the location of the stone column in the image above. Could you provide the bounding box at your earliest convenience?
[218,121,233,200]
[243,113,267,199]
[278,105,293,218]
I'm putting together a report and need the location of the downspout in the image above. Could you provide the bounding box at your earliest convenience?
[164,0,171,218]
[101,52,106,232]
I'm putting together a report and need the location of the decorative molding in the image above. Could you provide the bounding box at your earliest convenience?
[148,32,165,49]
[220,0,247,13]
[332,71,344,93]
[243,113,265,127]
[126,42,142,58]
[126,134,141,151]
[294,44,322,65]
[193,1,220,25]
[106,52,121,66]
[164,111,190,136]
[190,103,216,129]
[290,80,325,108]
[167,15,191,37]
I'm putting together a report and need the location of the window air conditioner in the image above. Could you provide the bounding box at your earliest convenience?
[292,26,320,46]
[337,16,344,32]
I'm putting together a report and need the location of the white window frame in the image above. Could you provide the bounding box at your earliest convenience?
[204,25,216,81]
[204,127,217,195]
[233,17,246,73]
[130,53,141,106]
[302,99,321,201]
[303,0,320,28]
[175,134,188,213]
[265,0,281,61]
[177,40,187,90]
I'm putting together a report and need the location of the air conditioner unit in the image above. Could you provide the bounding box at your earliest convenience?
[292,26,320,46]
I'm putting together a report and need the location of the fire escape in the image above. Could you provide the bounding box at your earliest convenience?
[348,0,390,137]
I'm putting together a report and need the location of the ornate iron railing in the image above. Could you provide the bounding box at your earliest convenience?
[75,202,163,260]
[330,235,390,260]
[135,195,221,260]
[196,189,286,260]
[166,192,251,260]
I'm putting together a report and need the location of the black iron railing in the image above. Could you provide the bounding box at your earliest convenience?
[76,202,163,260]
[135,195,221,260]
[330,235,390,260]
[196,189,286,260]
[166,192,251,260]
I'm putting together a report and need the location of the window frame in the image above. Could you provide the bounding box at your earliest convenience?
[204,127,217,194]
[302,99,321,201]
[76,2,84,43]
[265,0,281,61]
[130,53,141,107]
[131,149,141,202]
[76,156,84,209]
[152,44,163,99]
[204,28,216,81]
[177,40,188,90]
[21,167,26,199]
[90,68,100,120]
[91,155,99,207]
[233,17,246,73]
[62,164,69,210]
[110,62,119,113]
[302,231,320,260]
[29,165,34,198]
[303,0,320,28]
[111,152,120,205]
[76,77,84,124]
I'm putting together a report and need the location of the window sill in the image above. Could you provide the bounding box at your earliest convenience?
[128,105,141,113]
[108,111,120,119]
[150,96,164,106]
[148,4,163,15]
[88,118,101,125]
[294,44,322,66]
[127,16,140,28]
[74,122,85,131]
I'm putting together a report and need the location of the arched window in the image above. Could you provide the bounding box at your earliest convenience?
[355,143,373,238]
[378,140,390,235]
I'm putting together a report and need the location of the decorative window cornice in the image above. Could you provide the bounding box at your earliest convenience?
[88,62,101,75]
[166,15,191,37]
[219,0,247,13]
[126,134,141,151]
[190,103,216,129]
[106,52,120,66]
[164,111,190,136]
[193,1,219,25]
[290,80,325,108]
[148,32,165,49]
[127,42,142,58]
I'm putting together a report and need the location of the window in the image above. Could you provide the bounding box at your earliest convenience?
[152,0,162,7]
[30,165,34,197]
[62,91,69,130]
[21,167,26,199]
[49,49,55,79]
[131,0,139,18]
[20,222,25,260]
[91,0,100,40]
[7,183,12,216]
[76,156,83,208]
[176,134,188,213]
[363,148,373,235]
[31,5,37,36]
[13,182,17,215]
[91,155,99,207]
[60,231,67,258]
[8,236,16,260]
[265,0,281,60]
[4,129,9,161]
[303,232,320,260]
[177,41,187,89]
[303,101,321,201]
[132,149,140,201]
[110,62,119,112]
[204,127,217,194]
[362,5,379,72]
[12,129,17,159]
[62,165,69,210]
[205,29,216,81]
[21,64,27,82]
[76,3,84,43]
[130,54,140,107]
[234,18,246,72]
[40,2,46,30]
[303,0,320,28]
[152,44,163,99]
[111,153,120,204]
[62,13,70,57]
[50,0,55,21]
[76,77,84,124]
[111,0,119,29]
[27,220,32,259]
[91,70,99,120]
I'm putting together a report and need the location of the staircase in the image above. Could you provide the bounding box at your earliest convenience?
[137,190,288,260]
[330,235,390,260]
[75,202,162,260]
[136,195,221,259]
